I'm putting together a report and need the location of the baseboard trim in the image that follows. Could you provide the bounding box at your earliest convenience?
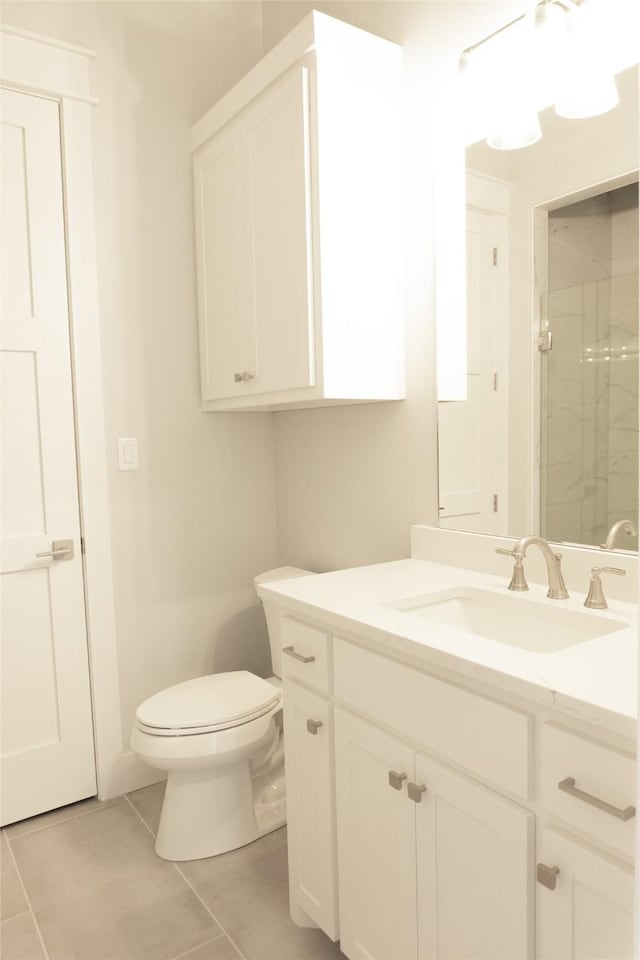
[99,751,166,799]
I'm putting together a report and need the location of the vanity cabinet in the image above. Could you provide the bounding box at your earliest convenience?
[274,608,635,960]
[191,12,404,412]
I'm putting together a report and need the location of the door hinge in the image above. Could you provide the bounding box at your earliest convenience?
[81,536,85,555]
[537,330,553,352]
[493,494,498,513]
[493,372,498,391]
[492,246,498,266]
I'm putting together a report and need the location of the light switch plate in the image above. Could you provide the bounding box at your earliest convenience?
[118,437,139,471]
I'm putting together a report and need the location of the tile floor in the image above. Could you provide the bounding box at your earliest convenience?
[1,783,346,960]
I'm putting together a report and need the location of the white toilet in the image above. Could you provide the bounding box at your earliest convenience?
[130,566,312,861]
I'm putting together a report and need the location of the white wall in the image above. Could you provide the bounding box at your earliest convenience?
[261,0,522,573]
[0,1,278,792]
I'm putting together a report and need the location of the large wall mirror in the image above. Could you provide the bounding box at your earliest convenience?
[437,55,639,554]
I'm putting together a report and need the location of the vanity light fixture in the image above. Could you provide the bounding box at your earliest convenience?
[554,0,620,119]
[461,0,623,151]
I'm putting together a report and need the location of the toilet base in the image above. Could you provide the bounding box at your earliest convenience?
[155,761,285,861]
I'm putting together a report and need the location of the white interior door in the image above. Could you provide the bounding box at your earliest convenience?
[438,207,501,531]
[1,88,96,825]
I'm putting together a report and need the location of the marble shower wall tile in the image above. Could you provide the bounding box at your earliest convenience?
[543,184,638,547]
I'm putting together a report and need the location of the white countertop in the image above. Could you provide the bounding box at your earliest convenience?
[257,558,638,739]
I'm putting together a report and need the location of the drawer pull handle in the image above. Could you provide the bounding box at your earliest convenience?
[282,646,316,664]
[537,863,560,890]
[558,777,636,821]
[306,719,323,735]
[408,782,427,803]
[388,771,407,790]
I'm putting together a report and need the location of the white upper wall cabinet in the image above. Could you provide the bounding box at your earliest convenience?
[191,12,404,412]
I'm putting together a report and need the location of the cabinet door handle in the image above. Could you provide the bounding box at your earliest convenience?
[407,782,427,803]
[536,863,560,890]
[282,646,316,664]
[234,373,243,382]
[306,719,323,735]
[388,771,407,790]
[558,777,636,821]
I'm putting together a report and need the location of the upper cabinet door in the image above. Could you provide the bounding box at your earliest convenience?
[415,752,534,960]
[193,120,249,401]
[245,65,315,395]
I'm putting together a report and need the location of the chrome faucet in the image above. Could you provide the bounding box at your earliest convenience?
[496,536,569,600]
[601,519,637,551]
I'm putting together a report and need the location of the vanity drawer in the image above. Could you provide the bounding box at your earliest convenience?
[280,617,332,693]
[334,637,532,799]
[541,723,636,858]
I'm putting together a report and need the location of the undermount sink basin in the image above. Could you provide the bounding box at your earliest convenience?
[386,587,627,654]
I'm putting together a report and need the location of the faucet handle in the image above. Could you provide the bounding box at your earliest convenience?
[584,566,626,609]
[496,547,528,591]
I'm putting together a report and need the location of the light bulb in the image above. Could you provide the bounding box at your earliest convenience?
[555,0,620,119]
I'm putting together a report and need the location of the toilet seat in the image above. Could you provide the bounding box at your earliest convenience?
[135,671,281,737]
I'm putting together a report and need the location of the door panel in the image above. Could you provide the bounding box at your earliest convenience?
[536,826,634,960]
[282,679,338,939]
[335,708,417,960]
[1,88,96,824]
[194,122,248,401]
[247,65,315,394]
[416,753,534,959]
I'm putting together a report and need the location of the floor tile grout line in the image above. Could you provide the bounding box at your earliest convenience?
[4,799,116,840]
[123,794,248,960]
[4,833,51,960]
[122,792,158,842]
[0,908,32,924]
[171,932,227,960]
[172,864,248,960]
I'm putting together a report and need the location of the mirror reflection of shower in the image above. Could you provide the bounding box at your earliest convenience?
[540,182,639,550]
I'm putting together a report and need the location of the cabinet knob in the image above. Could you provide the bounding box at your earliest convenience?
[306,719,323,735]
[388,770,407,791]
[407,782,427,803]
[233,372,243,383]
[536,863,560,890]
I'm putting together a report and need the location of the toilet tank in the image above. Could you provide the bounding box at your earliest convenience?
[254,567,314,678]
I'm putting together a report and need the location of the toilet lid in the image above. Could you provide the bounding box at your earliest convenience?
[136,671,280,732]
